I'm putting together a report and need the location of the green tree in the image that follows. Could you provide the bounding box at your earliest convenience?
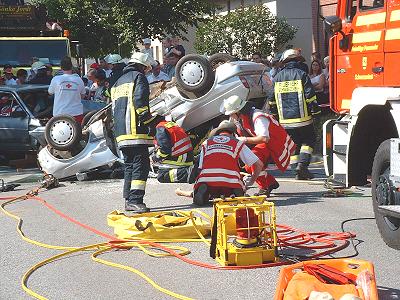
[195,5,297,58]
[32,0,216,58]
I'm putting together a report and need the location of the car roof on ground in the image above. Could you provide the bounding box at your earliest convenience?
[0,84,49,92]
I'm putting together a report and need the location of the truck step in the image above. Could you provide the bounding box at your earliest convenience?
[378,205,400,218]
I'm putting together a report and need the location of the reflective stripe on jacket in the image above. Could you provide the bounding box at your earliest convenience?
[238,110,295,171]
[111,66,154,148]
[155,121,193,157]
[269,61,319,128]
[195,135,244,190]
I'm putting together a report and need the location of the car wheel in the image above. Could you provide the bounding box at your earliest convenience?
[372,139,400,249]
[208,53,236,71]
[45,115,82,151]
[82,110,98,128]
[176,54,215,96]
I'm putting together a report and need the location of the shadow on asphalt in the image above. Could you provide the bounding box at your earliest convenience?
[270,191,324,207]
[378,286,400,299]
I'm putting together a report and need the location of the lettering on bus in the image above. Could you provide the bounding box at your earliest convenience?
[351,45,379,52]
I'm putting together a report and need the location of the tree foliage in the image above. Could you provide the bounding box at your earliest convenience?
[32,0,216,58]
[195,5,298,58]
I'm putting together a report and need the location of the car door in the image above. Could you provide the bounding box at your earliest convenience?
[0,92,31,152]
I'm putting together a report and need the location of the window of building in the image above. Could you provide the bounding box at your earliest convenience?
[359,0,385,11]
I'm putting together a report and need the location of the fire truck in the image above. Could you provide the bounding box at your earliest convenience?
[0,4,71,71]
[323,0,400,249]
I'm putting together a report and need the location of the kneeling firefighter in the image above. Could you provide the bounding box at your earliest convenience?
[221,95,295,196]
[268,49,321,180]
[111,52,157,213]
[151,117,196,183]
[193,121,263,206]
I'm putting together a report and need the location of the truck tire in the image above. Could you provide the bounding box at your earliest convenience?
[208,53,236,71]
[175,54,215,96]
[371,139,400,249]
[45,115,82,151]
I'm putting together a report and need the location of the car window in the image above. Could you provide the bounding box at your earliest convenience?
[0,93,23,117]
[19,90,54,118]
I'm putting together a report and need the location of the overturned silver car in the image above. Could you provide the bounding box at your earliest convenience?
[35,54,272,180]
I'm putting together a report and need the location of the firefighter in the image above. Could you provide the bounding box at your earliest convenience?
[220,95,295,196]
[111,52,156,213]
[268,49,321,180]
[151,117,196,183]
[193,121,263,206]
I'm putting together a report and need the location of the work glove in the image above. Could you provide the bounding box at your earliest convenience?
[243,175,255,189]
[237,136,247,143]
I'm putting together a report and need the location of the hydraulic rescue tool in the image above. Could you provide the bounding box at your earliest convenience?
[210,195,278,266]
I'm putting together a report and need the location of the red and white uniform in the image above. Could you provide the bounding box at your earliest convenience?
[195,135,248,191]
[155,121,193,157]
[237,109,295,189]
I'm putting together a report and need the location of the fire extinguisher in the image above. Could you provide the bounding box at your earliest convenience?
[234,207,259,248]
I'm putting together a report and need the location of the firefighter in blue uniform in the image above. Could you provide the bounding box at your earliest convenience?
[268,49,321,180]
[111,52,156,213]
[151,118,196,183]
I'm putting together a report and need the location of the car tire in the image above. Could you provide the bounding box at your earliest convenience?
[208,53,236,71]
[175,54,215,96]
[45,115,82,151]
[82,110,98,128]
[371,139,400,250]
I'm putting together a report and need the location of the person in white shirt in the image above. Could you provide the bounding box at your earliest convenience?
[146,60,170,83]
[48,56,85,123]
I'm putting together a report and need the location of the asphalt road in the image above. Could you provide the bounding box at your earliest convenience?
[1,165,399,300]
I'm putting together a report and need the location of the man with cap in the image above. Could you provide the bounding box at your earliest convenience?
[111,52,156,213]
[28,61,53,84]
[104,54,126,88]
[221,95,295,196]
[3,65,17,86]
[268,48,321,180]
[141,38,154,59]
[193,120,263,206]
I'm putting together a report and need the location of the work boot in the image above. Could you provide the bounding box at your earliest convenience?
[295,163,314,180]
[193,184,209,206]
[125,202,150,213]
[255,181,280,197]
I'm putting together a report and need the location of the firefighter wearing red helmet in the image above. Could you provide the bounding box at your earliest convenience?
[221,95,295,196]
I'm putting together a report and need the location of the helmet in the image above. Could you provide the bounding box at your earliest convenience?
[128,52,151,67]
[104,54,123,64]
[220,95,246,115]
[280,49,299,63]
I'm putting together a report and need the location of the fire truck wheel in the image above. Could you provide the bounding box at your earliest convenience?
[176,54,215,96]
[371,139,400,250]
[45,115,82,151]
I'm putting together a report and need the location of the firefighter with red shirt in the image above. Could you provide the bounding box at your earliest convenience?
[193,121,263,206]
[151,117,196,183]
[220,95,295,196]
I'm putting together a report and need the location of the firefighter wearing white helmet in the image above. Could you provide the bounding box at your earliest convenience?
[105,53,126,88]
[268,48,321,180]
[221,95,295,196]
[111,51,156,213]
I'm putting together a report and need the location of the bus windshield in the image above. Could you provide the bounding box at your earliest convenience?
[0,40,68,67]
